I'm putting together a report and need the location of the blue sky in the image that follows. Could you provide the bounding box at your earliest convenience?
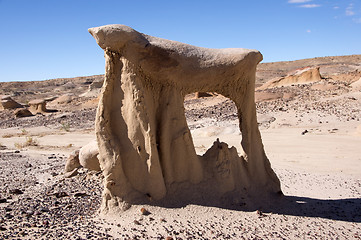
[0,0,360,82]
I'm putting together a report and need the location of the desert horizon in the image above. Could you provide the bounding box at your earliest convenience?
[1,53,360,83]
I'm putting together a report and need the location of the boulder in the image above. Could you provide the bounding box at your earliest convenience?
[78,140,100,171]
[1,96,22,109]
[89,24,281,214]
[64,150,81,173]
[53,94,74,104]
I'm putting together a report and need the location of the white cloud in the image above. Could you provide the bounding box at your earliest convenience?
[333,6,339,10]
[287,0,321,9]
[346,4,355,16]
[299,4,321,8]
[288,0,312,3]
[346,10,355,16]
[306,29,311,33]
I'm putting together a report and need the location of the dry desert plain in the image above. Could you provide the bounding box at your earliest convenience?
[0,55,360,239]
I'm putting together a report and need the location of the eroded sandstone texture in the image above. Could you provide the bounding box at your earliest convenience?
[89,24,281,215]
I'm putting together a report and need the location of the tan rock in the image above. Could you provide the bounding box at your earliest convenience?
[28,99,47,114]
[1,96,22,109]
[89,24,281,214]
[79,140,100,171]
[64,150,81,173]
[80,79,104,98]
[53,94,74,104]
[259,66,323,89]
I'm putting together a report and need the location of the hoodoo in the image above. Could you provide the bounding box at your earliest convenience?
[89,24,281,215]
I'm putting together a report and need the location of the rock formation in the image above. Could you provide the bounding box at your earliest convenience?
[53,94,74,104]
[28,99,48,114]
[78,140,100,171]
[89,24,281,215]
[80,79,104,98]
[1,96,23,109]
[259,66,322,89]
[28,98,58,114]
[64,149,81,173]
[89,79,104,90]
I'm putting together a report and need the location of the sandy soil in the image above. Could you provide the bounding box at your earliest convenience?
[0,55,361,239]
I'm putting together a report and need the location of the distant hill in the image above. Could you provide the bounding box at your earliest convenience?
[257,54,361,84]
[0,75,103,104]
[1,54,360,104]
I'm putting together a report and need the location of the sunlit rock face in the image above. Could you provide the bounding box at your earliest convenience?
[89,24,281,215]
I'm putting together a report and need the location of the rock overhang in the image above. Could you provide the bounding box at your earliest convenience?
[89,24,281,215]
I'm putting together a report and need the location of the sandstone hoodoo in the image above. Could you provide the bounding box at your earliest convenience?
[28,99,48,114]
[89,24,281,215]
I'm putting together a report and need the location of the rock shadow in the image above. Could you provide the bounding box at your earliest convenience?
[135,193,361,223]
[264,195,361,223]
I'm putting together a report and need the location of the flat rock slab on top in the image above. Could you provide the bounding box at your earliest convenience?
[28,99,48,114]
[89,24,281,215]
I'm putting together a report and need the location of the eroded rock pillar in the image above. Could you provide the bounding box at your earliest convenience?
[89,24,281,215]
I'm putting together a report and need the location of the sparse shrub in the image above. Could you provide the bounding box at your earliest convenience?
[14,136,39,149]
[25,136,38,146]
[14,142,23,149]
[21,129,28,135]
[61,122,71,132]
[2,134,13,138]
[2,129,29,139]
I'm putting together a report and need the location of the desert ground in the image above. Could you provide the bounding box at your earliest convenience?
[0,55,360,239]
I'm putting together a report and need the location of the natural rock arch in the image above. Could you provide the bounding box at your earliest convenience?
[89,24,281,215]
